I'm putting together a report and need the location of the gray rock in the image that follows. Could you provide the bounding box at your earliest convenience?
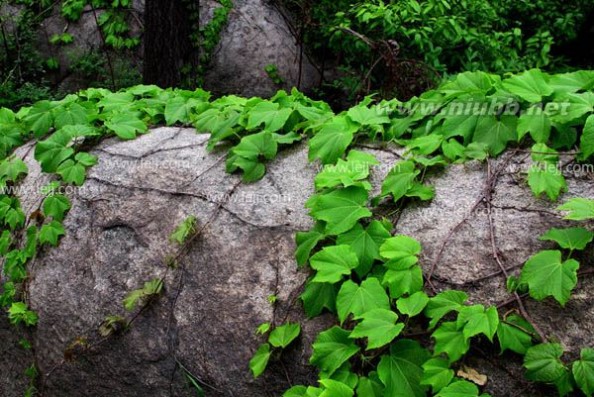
[2,128,594,396]
[200,0,321,97]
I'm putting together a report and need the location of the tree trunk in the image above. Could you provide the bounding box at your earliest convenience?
[143,0,196,87]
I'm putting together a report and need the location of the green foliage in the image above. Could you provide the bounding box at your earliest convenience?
[170,216,198,245]
[8,302,38,326]
[123,278,163,311]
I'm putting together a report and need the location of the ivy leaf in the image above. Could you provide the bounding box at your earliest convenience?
[325,363,358,389]
[496,314,535,355]
[164,96,200,125]
[432,321,470,363]
[232,131,278,160]
[34,131,75,173]
[42,194,71,221]
[105,113,148,140]
[309,116,357,164]
[310,326,360,376]
[524,343,570,391]
[39,220,65,246]
[435,380,482,397]
[269,323,301,348]
[0,157,28,182]
[226,155,266,183]
[246,101,293,132]
[74,152,98,167]
[397,291,430,317]
[381,161,420,201]
[169,215,197,244]
[249,343,271,378]
[380,235,421,266]
[356,373,384,397]
[23,100,54,137]
[349,308,404,350]
[527,164,567,201]
[315,150,378,190]
[572,348,594,396]
[54,103,89,129]
[531,143,559,163]
[346,105,390,126]
[519,250,579,306]
[383,263,423,299]
[319,379,354,397]
[310,245,359,284]
[336,278,390,324]
[306,186,372,235]
[557,198,594,221]
[421,358,455,394]
[472,116,517,156]
[336,221,390,277]
[56,159,86,186]
[502,69,553,103]
[579,114,594,160]
[377,339,430,397]
[549,71,594,94]
[517,109,551,143]
[550,92,594,124]
[539,227,594,251]
[123,279,163,311]
[300,282,337,318]
[8,302,38,326]
[456,305,499,341]
[295,224,325,266]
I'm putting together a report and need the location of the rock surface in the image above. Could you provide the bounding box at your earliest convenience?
[2,128,594,396]
[200,0,320,97]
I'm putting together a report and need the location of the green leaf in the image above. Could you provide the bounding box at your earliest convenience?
[524,343,568,386]
[34,132,75,173]
[519,250,579,306]
[309,116,357,164]
[432,321,470,363]
[300,282,337,318]
[380,235,421,266]
[383,263,423,299]
[310,245,359,284]
[315,150,378,190]
[472,115,517,155]
[336,221,390,277]
[573,348,594,396]
[557,198,594,220]
[381,161,420,201]
[74,152,98,167]
[170,215,197,244]
[296,224,325,267]
[549,71,594,94]
[42,194,71,221]
[336,278,390,324]
[39,220,65,246]
[269,323,301,348]
[456,305,499,341]
[356,374,384,397]
[527,164,567,201]
[310,326,360,376]
[54,103,88,129]
[349,308,404,350]
[435,380,481,397]
[0,157,28,182]
[496,314,534,355]
[377,339,430,397]
[23,100,54,137]
[421,358,454,394]
[56,159,86,185]
[550,92,594,124]
[306,187,372,235]
[105,113,148,140]
[249,343,271,378]
[164,96,200,125]
[123,278,163,311]
[539,227,594,251]
[246,101,293,132]
[502,69,553,103]
[397,291,429,317]
[517,109,551,143]
[232,131,278,160]
[531,143,559,163]
[319,379,354,397]
[8,302,38,326]
[579,114,594,160]
[346,105,390,126]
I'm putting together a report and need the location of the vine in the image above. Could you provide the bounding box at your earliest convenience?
[1,69,594,396]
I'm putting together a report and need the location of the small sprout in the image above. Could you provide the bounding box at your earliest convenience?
[123,278,164,311]
[267,294,278,305]
[99,315,127,337]
[256,322,271,335]
[170,215,198,244]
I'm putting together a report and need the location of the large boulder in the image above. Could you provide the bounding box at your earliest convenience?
[199,0,321,97]
[2,127,594,396]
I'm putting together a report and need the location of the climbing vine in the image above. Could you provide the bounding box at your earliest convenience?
[2,69,594,395]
